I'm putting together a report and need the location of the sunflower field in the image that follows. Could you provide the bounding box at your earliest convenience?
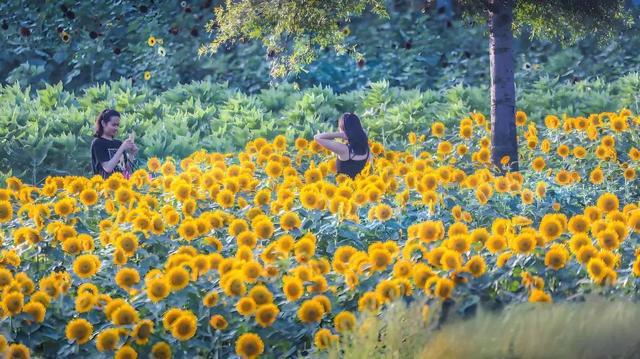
[1,107,640,358]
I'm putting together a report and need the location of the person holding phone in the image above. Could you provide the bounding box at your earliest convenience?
[90,109,138,179]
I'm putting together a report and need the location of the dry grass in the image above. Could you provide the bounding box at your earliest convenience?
[326,299,431,359]
[323,296,640,359]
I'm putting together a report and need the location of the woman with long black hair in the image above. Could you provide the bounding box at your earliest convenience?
[314,112,372,179]
[90,109,138,179]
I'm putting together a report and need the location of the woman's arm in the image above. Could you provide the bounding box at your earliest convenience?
[100,140,133,173]
[100,147,125,174]
[314,132,348,157]
[314,132,345,140]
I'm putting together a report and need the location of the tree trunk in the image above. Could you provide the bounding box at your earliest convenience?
[488,0,518,173]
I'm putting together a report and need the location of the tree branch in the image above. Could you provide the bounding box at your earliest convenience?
[484,0,497,13]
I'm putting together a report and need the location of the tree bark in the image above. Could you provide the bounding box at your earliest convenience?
[488,0,518,173]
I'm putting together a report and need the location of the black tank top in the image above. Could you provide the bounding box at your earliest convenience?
[336,144,369,179]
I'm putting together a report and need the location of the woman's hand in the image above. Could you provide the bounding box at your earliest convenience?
[121,138,135,151]
[130,143,139,156]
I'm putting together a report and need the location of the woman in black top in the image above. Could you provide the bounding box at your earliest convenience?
[314,112,372,179]
[90,109,138,179]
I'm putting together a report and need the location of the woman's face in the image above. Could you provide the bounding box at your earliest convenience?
[102,116,121,138]
[339,117,345,132]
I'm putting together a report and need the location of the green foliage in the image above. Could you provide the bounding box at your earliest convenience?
[511,0,633,45]
[206,0,633,80]
[1,1,640,95]
[2,74,640,184]
[0,0,252,91]
[204,0,388,77]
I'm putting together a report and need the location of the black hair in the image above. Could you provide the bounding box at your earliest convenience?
[94,109,121,137]
[341,112,369,156]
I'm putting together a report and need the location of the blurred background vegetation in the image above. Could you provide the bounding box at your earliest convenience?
[2,0,640,94]
[1,74,639,184]
[2,0,640,183]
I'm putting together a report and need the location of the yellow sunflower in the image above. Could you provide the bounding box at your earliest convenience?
[171,313,197,341]
[72,254,100,278]
[235,333,265,359]
[280,211,302,231]
[65,318,93,345]
[79,189,98,206]
[236,297,257,316]
[96,328,120,352]
[334,311,356,333]
[209,314,228,330]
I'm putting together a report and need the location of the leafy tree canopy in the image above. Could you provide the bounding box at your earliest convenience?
[202,0,388,77]
[204,0,634,77]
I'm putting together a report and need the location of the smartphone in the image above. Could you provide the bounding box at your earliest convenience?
[129,130,136,142]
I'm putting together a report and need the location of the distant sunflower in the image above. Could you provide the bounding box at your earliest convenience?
[314,328,336,350]
[2,291,24,316]
[112,304,139,325]
[297,299,324,323]
[203,291,219,307]
[115,267,140,289]
[209,314,228,330]
[597,192,619,213]
[151,342,171,359]
[334,311,356,333]
[513,232,536,254]
[374,204,393,221]
[171,313,197,341]
[283,277,303,301]
[434,277,454,299]
[528,289,552,303]
[280,211,301,230]
[587,258,607,282]
[235,333,264,359]
[79,188,98,206]
[65,318,93,345]
[73,254,100,278]
[177,219,198,241]
[96,328,120,352]
[60,31,70,43]
[6,344,30,359]
[166,266,190,291]
[236,297,257,316]
[254,220,274,239]
[23,302,45,323]
[465,255,486,277]
[358,291,379,312]
[54,197,76,216]
[115,345,138,359]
